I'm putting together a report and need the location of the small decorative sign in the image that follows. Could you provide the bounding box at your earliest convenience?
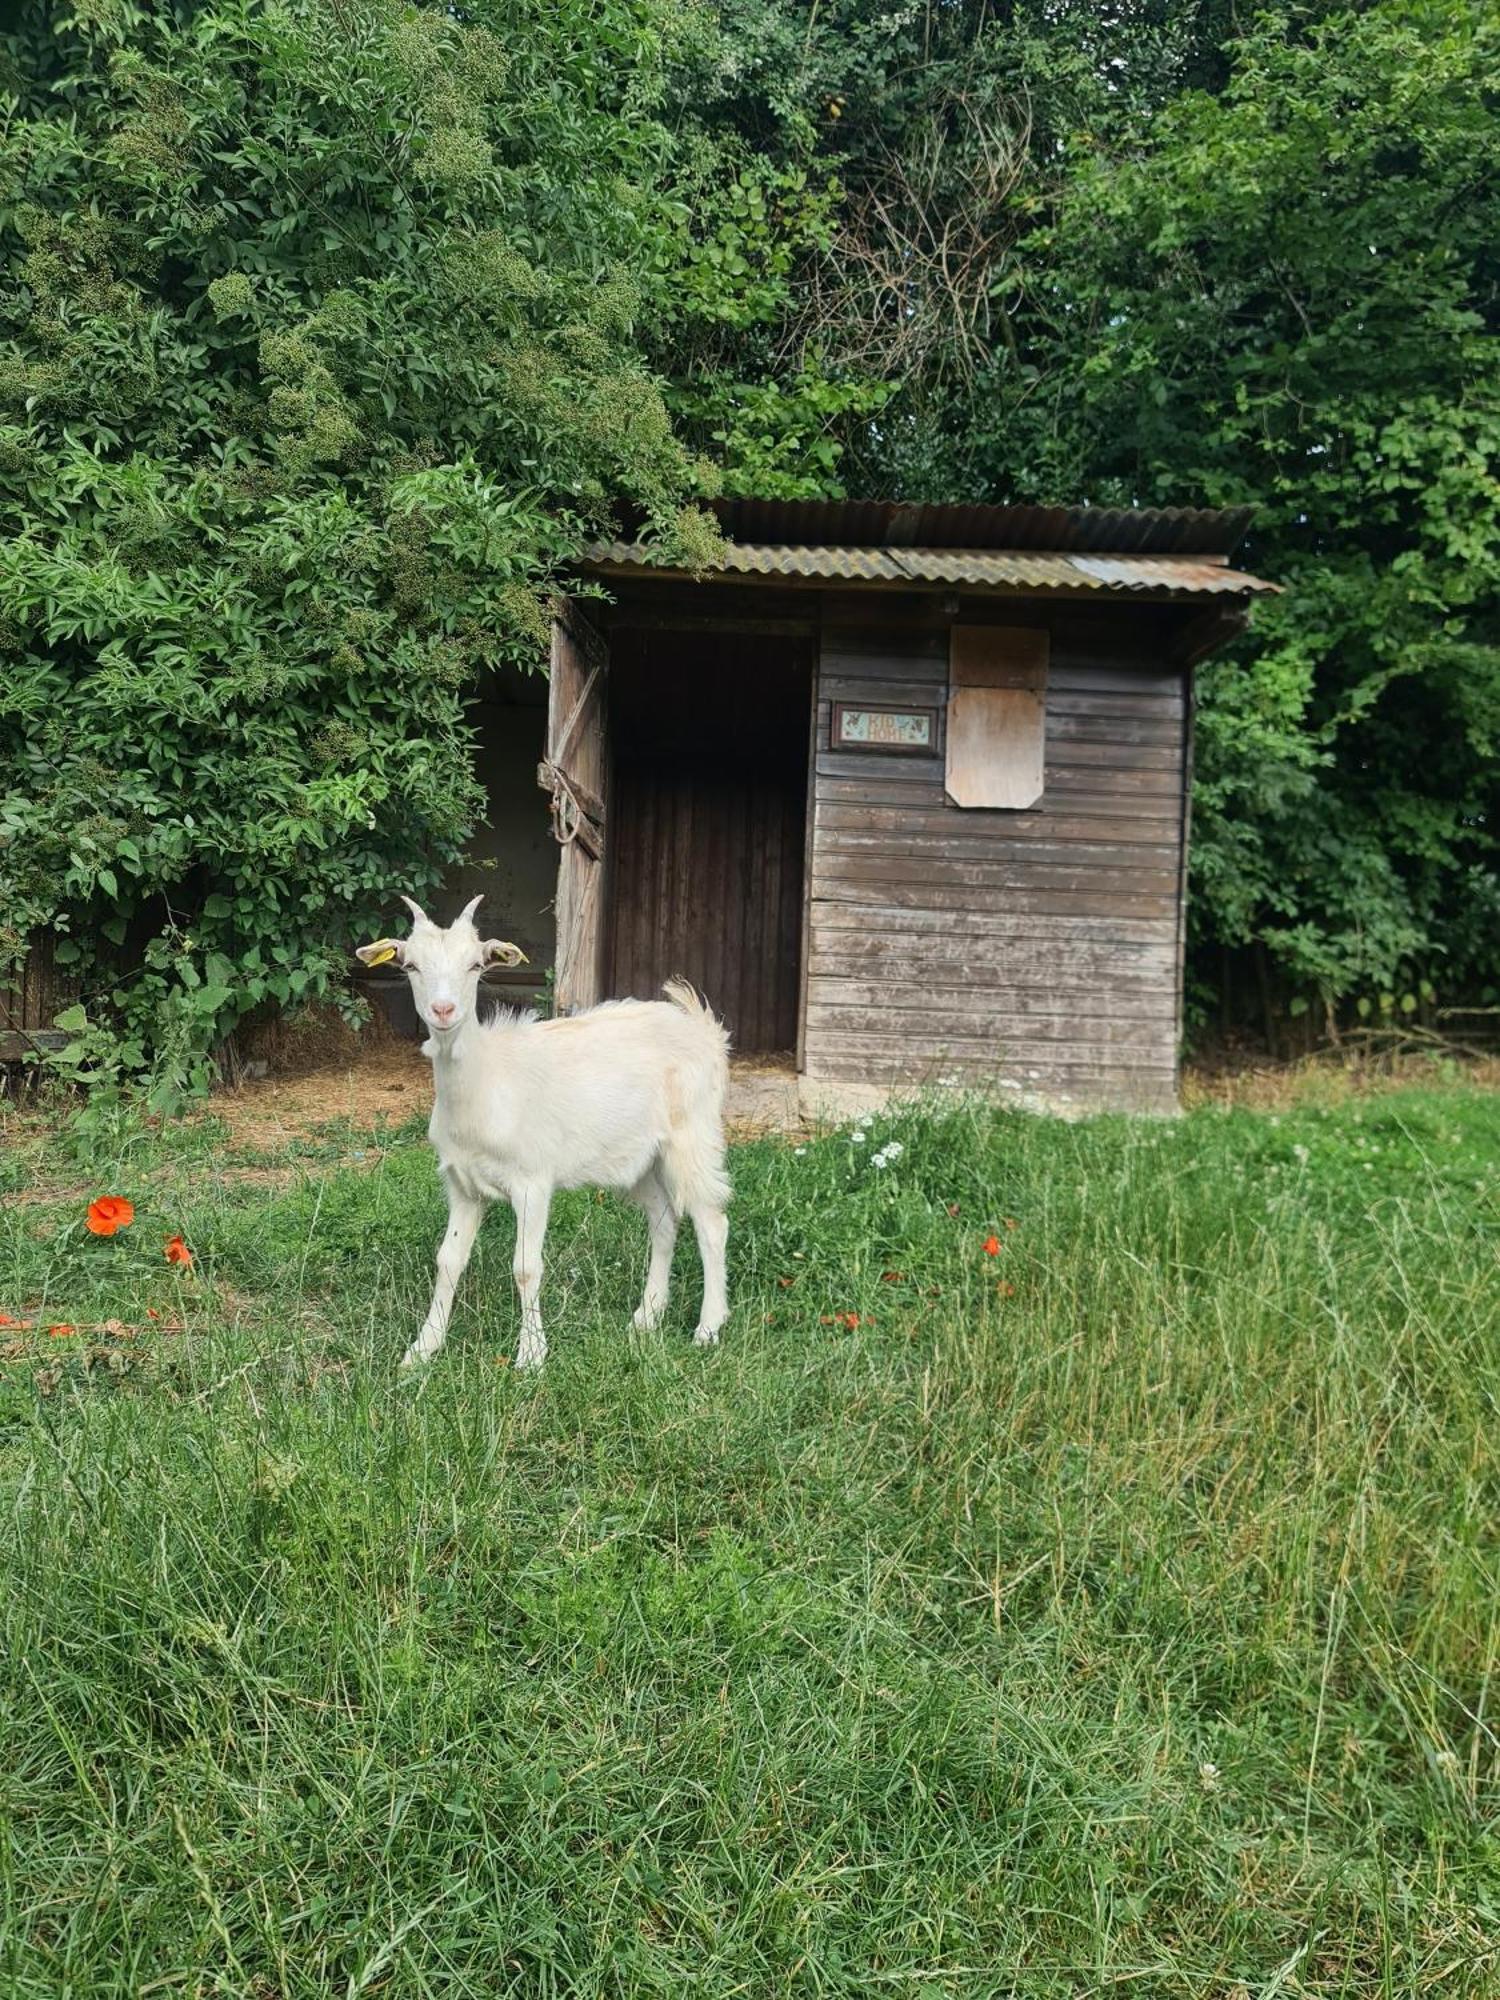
[831,703,939,755]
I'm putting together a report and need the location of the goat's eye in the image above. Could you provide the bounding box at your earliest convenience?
[469,961,484,973]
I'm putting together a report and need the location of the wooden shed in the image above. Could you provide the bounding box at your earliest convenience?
[522,498,1275,1117]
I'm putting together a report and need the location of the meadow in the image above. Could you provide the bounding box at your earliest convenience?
[0,1078,1496,1997]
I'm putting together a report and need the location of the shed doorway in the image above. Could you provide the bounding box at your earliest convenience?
[604,627,813,1056]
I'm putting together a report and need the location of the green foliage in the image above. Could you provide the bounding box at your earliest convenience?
[1,1091,1497,1989]
[984,1,1500,1009]
[692,0,1499,1023]
[0,0,742,1077]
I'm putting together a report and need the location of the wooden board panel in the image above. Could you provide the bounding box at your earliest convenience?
[811,878,1177,921]
[544,606,609,1013]
[805,976,1177,1022]
[810,902,1178,945]
[815,802,1180,854]
[945,625,1048,810]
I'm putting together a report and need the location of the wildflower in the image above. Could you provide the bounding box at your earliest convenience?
[1198,1761,1221,1791]
[1003,1216,1017,1230]
[1292,1144,1310,1165]
[995,1281,1015,1298]
[164,1235,193,1268]
[47,1324,77,1339]
[983,1234,1001,1256]
[0,1313,17,1327]
[793,1146,807,1156]
[851,1130,866,1145]
[146,1308,161,1320]
[86,1196,135,1237]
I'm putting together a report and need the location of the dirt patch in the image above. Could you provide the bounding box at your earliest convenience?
[1182,1050,1500,1112]
[211,1039,430,1154]
[211,1041,806,1153]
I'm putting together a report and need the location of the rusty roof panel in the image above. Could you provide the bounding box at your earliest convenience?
[613,497,1258,558]
[587,541,1277,597]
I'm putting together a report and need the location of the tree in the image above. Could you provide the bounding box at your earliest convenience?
[0,0,730,1093]
[985,1,1500,1015]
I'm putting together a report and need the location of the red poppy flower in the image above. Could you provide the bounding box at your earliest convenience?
[146,1308,161,1320]
[0,1313,16,1327]
[86,1196,135,1237]
[995,1281,1016,1298]
[982,1234,1001,1256]
[163,1235,193,1268]
[47,1324,77,1339]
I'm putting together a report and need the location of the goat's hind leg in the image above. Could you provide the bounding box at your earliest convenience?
[688,1200,729,1347]
[404,1175,486,1369]
[628,1163,678,1331]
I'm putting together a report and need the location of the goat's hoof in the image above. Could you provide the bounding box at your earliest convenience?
[632,1305,664,1331]
[514,1344,547,1372]
[692,1325,722,1347]
[398,1347,431,1371]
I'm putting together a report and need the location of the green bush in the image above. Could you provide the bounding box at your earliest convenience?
[0,0,738,1087]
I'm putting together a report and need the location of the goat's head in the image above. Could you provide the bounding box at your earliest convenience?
[356,895,527,1037]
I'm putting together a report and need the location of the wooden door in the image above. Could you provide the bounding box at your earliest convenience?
[539,604,609,1012]
[604,631,811,1054]
[608,761,806,1052]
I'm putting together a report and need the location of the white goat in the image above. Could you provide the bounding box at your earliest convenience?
[357,895,731,1370]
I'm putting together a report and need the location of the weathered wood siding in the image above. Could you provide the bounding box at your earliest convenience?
[804,601,1189,1109]
[0,933,77,1061]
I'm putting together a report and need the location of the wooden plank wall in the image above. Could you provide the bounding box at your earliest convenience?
[804,598,1190,1110]
[0,933,76,1061]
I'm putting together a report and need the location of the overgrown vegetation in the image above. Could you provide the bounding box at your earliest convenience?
[0,0,749,1084]
[1,1090,1496,1992]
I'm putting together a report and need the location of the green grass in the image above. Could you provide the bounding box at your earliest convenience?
[1,1086,1497,1996]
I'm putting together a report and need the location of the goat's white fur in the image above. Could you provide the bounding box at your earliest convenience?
[357,898,730,1370]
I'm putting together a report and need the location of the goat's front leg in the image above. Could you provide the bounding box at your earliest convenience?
[403,1181,487,1369]
[510,1179,553,1371]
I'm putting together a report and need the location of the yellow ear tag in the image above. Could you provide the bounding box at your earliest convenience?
[366,944,397,966]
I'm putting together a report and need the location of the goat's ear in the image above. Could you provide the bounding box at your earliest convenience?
[481,938,529,969]
[356,937,406,968]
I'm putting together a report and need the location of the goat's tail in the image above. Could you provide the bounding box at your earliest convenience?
[661,976,726,1050]
[660,978,731,1212]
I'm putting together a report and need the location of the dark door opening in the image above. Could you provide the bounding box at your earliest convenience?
[605,627,812,1055]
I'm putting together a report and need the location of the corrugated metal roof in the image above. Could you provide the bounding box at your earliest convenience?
[615,497,1257,558]
[587,541,1276,598]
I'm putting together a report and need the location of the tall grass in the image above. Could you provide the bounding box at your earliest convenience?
[1,1087,1496,1995]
